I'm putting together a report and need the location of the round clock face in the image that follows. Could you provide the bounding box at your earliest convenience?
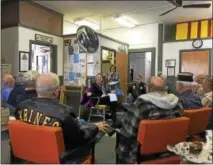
[192,39,203,49]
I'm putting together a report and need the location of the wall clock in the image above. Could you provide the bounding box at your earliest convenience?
[192,39,203,49]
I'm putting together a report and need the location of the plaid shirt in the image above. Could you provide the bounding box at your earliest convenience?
[179,90,203,110]
[117,97,184,163]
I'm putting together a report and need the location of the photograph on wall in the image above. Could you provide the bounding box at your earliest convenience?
[165,59,176,67]
[167,67,175,76]
[19,51,30,72]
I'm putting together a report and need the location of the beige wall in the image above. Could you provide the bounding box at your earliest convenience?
[18,27,64,76]
[1,27,19,75]
[163,39,213,76]
[1,26,64,76]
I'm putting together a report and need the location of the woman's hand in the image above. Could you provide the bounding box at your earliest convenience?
[111,90,116,93]
[87,92,92,96]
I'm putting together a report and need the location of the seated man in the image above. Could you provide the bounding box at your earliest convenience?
[15,72,108,151]
[201,76,212,107]
[176,72,203,110]
[116,76,183,163]
[1,74,15,102]
[16,70,39,105]
[7,73,25,107]
[127,75,146,103]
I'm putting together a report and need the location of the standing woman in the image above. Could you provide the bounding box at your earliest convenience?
[107,65,122,95]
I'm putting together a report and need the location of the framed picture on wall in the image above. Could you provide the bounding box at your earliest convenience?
[19,51,30,72]
[167,67,175,77]
[165,59,176,67]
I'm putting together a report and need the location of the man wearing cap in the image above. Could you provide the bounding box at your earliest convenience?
[16,70,39,105]
[176,72,203,110]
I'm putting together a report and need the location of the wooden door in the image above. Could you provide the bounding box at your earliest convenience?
[180,50,210,76]
[116,52,128,99]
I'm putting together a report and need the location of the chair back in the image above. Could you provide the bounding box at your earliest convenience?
[137,117,189,155]
[184,107,211,135]
[8,120,65,164]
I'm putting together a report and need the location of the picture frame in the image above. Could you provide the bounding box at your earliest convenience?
[167,67,175,77]
[19,51,30,72]
[165,59,176,67]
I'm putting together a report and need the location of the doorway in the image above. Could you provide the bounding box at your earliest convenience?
[179,49,211,76]
[29,40,57,74]
[129,48,156,83]
[101,46,116,76]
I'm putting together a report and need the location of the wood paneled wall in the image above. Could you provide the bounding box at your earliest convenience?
[1,0,19,28]
[19,1,63,36]
[1,1,63,36]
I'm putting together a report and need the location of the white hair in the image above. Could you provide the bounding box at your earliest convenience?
[176,81,193,89]
[23,70,40,88]
[36,72,60,97]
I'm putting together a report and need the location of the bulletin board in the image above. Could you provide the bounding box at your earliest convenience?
[64,38,87,86]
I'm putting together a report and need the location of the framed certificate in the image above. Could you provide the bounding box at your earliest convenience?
[19,51,30,72]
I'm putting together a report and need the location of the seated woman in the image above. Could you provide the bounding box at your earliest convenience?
[201,76,212,107]
[87,73,118,123]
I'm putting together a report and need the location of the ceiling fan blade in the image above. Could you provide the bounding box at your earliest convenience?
[183,3,211,8]
[159,7,177,16]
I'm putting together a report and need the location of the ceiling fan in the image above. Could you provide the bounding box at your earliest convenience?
[160,0,211,16]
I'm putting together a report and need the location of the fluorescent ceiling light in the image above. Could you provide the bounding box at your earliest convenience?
[114,15,136,28]
[74,19,100,30]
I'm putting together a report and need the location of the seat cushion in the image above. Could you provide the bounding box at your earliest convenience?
[97,105,107,108]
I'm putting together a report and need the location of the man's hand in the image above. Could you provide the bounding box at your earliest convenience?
[95,121,109,132]
[87,92,92,96]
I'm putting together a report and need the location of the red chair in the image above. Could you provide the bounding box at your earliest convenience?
[115,117,189,164]
[184,107,211,135]
[8,120,102,164]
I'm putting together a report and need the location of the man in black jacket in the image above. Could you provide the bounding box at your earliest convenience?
[127,75,146,103]
[15,72,108,150]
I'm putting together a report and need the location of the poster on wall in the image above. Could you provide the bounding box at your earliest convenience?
[64,39,87,86]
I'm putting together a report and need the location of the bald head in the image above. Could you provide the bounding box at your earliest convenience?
[36,72,60,98]
[148,76,165,92]
[2,74,15,88]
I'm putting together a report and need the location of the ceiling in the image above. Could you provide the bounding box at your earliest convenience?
[34,1,212,31]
